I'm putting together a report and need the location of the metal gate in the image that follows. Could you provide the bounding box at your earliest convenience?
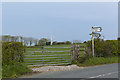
[24,46,72,67]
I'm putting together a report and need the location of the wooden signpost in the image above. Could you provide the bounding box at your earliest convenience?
[92,27,102,57]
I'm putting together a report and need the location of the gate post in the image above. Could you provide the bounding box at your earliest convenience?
[71,45,73,63]
[77,45,80,60]
[71,45,75,61]
[41,46,44,64]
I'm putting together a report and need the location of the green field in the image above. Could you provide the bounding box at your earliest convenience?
[44,44,72,47]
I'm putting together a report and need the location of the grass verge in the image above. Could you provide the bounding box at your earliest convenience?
[2,62,32,79]
[75,57,118,67]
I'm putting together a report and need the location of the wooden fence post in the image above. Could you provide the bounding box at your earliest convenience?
[77,45,80,60]
[71,45,73,62]
[74,45,77,60]
[71,45,76,61]
[42,46,44,64]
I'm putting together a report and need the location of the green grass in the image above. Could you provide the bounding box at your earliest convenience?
[25,47,41,51]
[45,44,72,47]
[24,52,71,63]
[44,48,71,51]
[2,63,32,78]
[73,43,86,46]
[77,57,118,67]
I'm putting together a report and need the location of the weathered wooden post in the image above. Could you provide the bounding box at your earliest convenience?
[74,45,77,60]
[72,45,75,60]
[41,46,44,64]
[71,45,76,61]
[71,45,73,63]
[77,45,80,60]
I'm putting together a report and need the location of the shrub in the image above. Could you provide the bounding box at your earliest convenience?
[2,42,31,78]
[53,42,66,45]
[56,42,66,45]
[83,41,87,43]
[2,42,24,65]
[53,41,57,45]
[87,39,118,57]
[78,57,118,67]
[65,41,72,44]
[2,62,31,78]
[38,38,48,46]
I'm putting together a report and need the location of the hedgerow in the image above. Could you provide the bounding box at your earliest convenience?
[2,42,31,78]
[2,42,24,65]
[87,39,118,57]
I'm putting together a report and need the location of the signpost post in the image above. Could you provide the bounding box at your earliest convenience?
[92,27,102,57]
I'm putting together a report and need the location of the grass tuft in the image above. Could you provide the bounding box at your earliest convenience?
[77,57,118,67]
[2,62,32,78]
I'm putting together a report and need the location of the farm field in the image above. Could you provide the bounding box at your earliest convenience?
[24,44,86,67]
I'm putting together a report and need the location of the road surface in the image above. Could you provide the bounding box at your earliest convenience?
[22,63,119,78]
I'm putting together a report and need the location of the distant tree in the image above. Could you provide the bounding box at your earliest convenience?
[2,35,6,42]
[56,42,65,45]
[33,39,39,46]
[46,42,51,45]
[38,38,48,46]
[2,35,11,42]
[10,36,15,42]
[46,38,51,45]
[53,41,57,45]
[20,36,23,42]
[28,37,34,46]
[23,37,29,46]
[15,36,19,42]
[118,37,120,41]
[65,41,72,44]
[83,41,87,43]
[10,36,18,42]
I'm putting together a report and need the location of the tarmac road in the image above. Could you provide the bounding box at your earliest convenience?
[23,63,119,78]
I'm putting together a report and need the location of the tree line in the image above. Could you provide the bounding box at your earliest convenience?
[1,35,38,46]
[1,35,82,46]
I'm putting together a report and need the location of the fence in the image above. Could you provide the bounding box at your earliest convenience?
[71,45,87,61]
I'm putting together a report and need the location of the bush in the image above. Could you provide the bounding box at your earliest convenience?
[65,41,72,44]
[52,42,66,45]
[87,39,118,57]
[83,41,87,43]
[38,38,48,46]
[2,42,31,78]
[56,42,66,45]
[2,42,24,65]
[78,57,118,67]
[52,41,57,45]
[2,62,32,78]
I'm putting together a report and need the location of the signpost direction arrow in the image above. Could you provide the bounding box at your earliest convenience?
[92,27,102,32]
[93,32,101,38]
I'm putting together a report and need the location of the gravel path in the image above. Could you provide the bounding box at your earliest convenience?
[31,65,85,72]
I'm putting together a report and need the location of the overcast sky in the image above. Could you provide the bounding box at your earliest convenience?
[2,2,118,42]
